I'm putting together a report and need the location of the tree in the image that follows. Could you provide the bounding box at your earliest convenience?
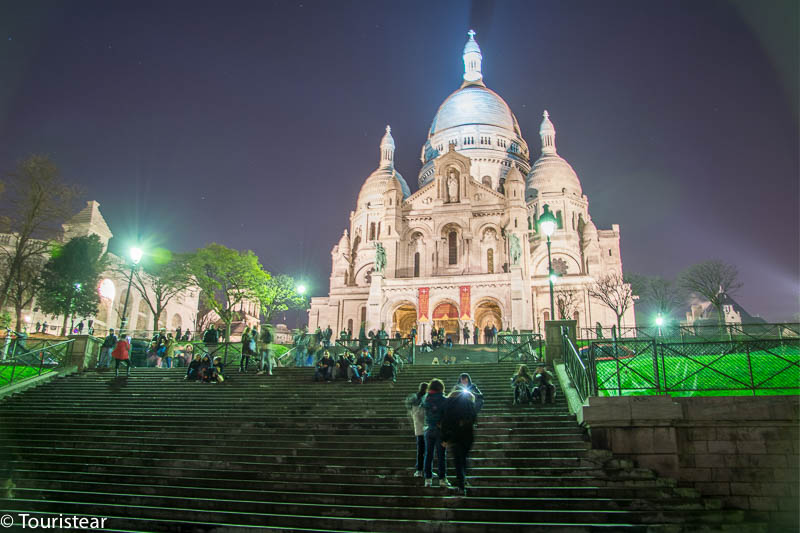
[6,254,45,331]
[37,235,108,335]
[187,243,268,340]
[0,155,80,312]
[587,272,634,334]
[123,251,193,332]
[627,273,685,320]
[679,260,742,325]
[254,274,306,323]
[554,288,580,320]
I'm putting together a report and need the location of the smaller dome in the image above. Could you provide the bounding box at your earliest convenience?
[527,154,582,198]
[338,230,350,256]
[463,29,481,55]
[358,167,411,207]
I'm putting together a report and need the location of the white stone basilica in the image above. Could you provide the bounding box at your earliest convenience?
[308,31,635,343]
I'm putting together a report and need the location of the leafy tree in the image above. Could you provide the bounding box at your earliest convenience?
[679,260,742,325]
[37,235,108,335]
[0,155,79,312]
[187,243,268,340]
[7,254,45,331]
[587,272,635,334]
[254,274,306,323]
[123,250,193,331]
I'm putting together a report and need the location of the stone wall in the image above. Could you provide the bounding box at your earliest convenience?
[582,395,799,530]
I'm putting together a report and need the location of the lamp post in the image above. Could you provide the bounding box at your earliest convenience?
[538,205,558,321]
[119,247,143,335]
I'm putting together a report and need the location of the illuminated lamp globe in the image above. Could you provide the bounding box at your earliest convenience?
[98,279,116,301]
[296,284,307,295]
[130,247,143,264]
[549,274,558,284]
[538,204,557,237]
[655,315,665,327]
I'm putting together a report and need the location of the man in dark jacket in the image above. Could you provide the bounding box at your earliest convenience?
[97,328,117,369]
[441,389,478,495]
[314,351,335,382]
[203,325,219,356]
[454,373,484,412]
[421,379,450,488]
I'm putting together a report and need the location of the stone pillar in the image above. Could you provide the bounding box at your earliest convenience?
[366,272,383,333]
[64,334,104,372]
[544,319,576,364]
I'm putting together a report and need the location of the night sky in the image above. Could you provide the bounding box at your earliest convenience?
[0,0,797,322]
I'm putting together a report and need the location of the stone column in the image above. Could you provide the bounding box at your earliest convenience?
[366,272,383,333]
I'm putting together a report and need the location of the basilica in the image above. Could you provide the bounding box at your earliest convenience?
[308,31,635,343]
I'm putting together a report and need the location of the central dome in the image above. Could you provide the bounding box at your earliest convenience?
[428,85,521,136]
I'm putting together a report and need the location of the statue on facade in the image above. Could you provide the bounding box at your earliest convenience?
[509,234,521,265]
[446,168,459,203]
[374,242,386,273]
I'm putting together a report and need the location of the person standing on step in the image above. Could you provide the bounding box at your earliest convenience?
[240,326,252,372]
[203,325,219,357]
[441,388,477,496]
[405,382,428,478]
[162,333,175,368]
[176,326,182,341]
[421,378,451,488]
[462,324,470,345]
[111,334,132,377]
[258,325,275,376]
[454,373,484,412]
[97,328,117,369]
[323,325,333,348]
[473,325,479,345]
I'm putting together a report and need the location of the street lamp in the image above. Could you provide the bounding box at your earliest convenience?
[119,246,143,335]
[296,283,307,296]
[655,314,664,337]
[538,204,558,321]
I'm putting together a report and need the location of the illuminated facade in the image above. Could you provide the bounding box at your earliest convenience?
[308,32,634,342]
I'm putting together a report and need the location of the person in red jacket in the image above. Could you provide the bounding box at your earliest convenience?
[112,336,132,377]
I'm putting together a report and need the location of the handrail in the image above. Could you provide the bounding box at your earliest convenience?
[0,338,74,388]
[562,329,594,401]
[497,333,543,363]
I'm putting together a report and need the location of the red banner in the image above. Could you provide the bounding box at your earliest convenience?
[418,287,430,322]
[460,286,471,319]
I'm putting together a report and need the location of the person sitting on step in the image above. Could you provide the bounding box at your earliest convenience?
[347,347,372,384]
[378,347,397,382]
[531,365,556,404]
[314,350,335,382]
[197,354,212,382]
[510,364,534,405]
[333,351,352,381]
[185,353,202,381]
[453,373,484,412]
[209,356,225,383]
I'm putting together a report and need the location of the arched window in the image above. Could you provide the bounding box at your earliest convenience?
[448,231,458,265]
[543,310,550,322]
[347,318,353,333]
[487,248,494,274]
[360,307,366,326]
[369,223,376,240]
[573,311,580,324]
[377,222,381,238]
[413,252,420,277]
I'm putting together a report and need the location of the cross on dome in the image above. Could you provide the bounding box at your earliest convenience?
[462,30,483,84]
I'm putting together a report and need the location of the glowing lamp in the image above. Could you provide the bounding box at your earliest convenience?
[130,247,143,265]
[538,204,557,237]
[549,274,558,284]
[98,279,116,300]
[655,315,664,327]
[296,284,307,295]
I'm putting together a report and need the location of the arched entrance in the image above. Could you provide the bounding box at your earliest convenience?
[432,302,460,341]
[475,300,502,343]
[392,303,417,337]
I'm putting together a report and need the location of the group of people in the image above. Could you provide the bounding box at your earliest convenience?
[510,364,556,405]
[184,353,226,383]
[313,346,400,383]
[406,373,484,496]
[96,328,132,377]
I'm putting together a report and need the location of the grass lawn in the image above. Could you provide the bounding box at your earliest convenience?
[595,344,799,397]
[0,364,53,386]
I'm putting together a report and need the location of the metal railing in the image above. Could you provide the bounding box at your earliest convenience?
[579,322,800,343]
[562,329,595,402]
[0,338,74,388]
[497,333,543,363]
[589,337,800,397]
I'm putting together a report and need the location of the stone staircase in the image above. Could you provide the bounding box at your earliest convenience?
[0,363,765,532]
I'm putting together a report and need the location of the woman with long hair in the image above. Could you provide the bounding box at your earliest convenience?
[404,382,428,477]
[511,364,533,405]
